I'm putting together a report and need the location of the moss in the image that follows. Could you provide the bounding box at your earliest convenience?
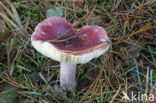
[20,8,40,22]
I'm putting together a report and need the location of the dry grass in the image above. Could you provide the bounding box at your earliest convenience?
[0,0,156,103]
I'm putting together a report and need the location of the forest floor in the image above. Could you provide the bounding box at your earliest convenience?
[0,0,156,103]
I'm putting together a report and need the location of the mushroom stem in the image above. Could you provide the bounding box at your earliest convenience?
[60,62,76,90]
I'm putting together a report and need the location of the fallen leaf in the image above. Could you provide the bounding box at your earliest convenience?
[0,86,19,103]
[46,7,63,18]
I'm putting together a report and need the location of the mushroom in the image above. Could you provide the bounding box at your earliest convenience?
[31,16,111,90]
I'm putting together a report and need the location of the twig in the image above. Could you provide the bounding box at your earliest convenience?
[110,85,121,103]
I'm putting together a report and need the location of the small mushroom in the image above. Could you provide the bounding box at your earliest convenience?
[31,16,111,90]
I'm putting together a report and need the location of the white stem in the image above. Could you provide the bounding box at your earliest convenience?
[60,62,76,90]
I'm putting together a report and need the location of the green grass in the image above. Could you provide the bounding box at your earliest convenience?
[20,8,40,22]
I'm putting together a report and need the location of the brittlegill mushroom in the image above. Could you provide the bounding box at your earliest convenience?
[31,16,111,91]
